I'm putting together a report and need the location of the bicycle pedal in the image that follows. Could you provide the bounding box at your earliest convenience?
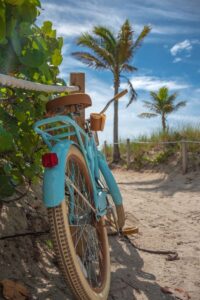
[122,226,139,235]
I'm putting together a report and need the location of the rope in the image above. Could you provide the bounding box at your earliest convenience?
[0,73,79,93]
[122,235,179,259]
[112,140,200,145]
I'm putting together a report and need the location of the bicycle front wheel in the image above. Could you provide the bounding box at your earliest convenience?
[48,145,110,300]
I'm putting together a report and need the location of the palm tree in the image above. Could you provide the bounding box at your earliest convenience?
[72,20,150,163]
[138,86,186,131]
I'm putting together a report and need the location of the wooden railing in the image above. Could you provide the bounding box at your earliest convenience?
[103,139,200,174]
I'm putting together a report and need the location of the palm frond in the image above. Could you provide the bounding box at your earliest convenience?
[76,33,114,67]
[143,100,159,112]
[121,75,137,107]
[138,112,158,118]
[121,63,137,73]
[150,91,160,101]
[71,52,107,69]
[117,19,134,64]
[131,25,151,53]
[131,26,151,53]
[173,101,187,111]
[167,92,178,104]
[93,26,116,52]
[158,86,168,101]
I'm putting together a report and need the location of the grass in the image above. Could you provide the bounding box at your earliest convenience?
[103,125,200,170]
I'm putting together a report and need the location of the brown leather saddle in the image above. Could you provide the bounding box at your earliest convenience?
[46,93,92,114]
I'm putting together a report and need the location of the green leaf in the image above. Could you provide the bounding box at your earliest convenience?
[6,15,17,37]
[0,0,63,194]
[11,27,22,56]
[0,3,6,44]
[42,21,52,34]
[15,110,26,122]
[52,49,63,66]
[5,0,25,6]
[19,22,32,36]
[0,125,13,152]
[41,21,56,38]
[58,37,63,50]
[16,1,38,22]
[45,239,53,249]
[3,162,12,174]
[0,174,15,198]
[19,48,45,67]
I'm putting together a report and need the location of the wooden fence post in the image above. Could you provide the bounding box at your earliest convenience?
[104,141,108,160]
[127,138,131,170]
[181,141,188,174]
[70,73,85,120]
[70,72,85,92]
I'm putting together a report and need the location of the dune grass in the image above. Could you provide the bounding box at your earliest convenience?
[103,124,200,169]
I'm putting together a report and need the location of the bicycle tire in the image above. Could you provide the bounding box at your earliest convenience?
[48,145,110,300]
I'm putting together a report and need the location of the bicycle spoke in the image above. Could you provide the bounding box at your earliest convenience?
[65,156,104,288]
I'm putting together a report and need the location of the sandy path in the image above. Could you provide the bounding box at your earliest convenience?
[109,169,200,300]
[0,169,200,299]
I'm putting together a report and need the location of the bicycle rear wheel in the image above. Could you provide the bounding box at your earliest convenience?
[99,170,125,230]
[48,145,110,300]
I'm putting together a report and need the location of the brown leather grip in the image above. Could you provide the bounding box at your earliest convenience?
[113,89,128,101]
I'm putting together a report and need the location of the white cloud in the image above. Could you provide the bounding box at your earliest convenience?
[168,115,200,123]
[170,39,200,59]
[173,57,182,63]
[121,76,189,91]
[40,2,123,37]
[56,23,93,37]
[170,40,192,56]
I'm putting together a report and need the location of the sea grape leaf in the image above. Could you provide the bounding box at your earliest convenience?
[0,3,6,44]
[19,48,45,67]
[52,49,63,66]
[5,0,25,6]
[0,125,13,152]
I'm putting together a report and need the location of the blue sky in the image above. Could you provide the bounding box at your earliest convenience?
[38,0,200,143]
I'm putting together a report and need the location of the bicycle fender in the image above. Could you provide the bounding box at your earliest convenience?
[97,151,123,206]
[43,140,75,207]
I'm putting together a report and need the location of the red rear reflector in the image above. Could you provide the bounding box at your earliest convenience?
[42,153,58,168]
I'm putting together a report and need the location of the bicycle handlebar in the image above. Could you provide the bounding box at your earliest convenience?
[100,89,128,114]
[113,89,128,101]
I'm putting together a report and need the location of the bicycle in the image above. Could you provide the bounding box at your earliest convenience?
[0,73,127,300]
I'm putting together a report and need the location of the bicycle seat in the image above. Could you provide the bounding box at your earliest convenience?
[46,93,92,113]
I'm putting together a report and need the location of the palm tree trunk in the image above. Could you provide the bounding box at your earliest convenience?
[113,76,120,163]
[161,113,166,132]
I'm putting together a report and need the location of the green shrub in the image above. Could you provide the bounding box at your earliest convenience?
[0,0,64,198]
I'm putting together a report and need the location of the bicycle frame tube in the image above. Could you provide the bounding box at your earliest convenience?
[34,115,107,216]
[97,151,123,206]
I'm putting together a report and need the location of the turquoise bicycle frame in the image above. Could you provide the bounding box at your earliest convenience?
[34,115,122,218]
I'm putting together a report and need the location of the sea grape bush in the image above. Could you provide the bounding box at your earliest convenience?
[0,0,64,197]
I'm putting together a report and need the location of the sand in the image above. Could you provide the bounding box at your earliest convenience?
[0,169,199,300]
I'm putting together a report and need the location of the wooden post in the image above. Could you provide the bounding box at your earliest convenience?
[127,138,131,170]
[70,73,85,120]
[70,72,85,93]
[104,141,108,160]
[181,141,188,174]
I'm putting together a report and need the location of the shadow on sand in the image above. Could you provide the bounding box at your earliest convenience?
[109,235,174,300]
[117,168,200,197]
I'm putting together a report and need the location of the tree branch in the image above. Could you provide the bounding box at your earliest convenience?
[0,230,50,241]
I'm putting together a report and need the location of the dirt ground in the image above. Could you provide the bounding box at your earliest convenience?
[0,168,200,300]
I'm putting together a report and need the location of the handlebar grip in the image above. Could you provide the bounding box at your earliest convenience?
[113,89,128,101]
